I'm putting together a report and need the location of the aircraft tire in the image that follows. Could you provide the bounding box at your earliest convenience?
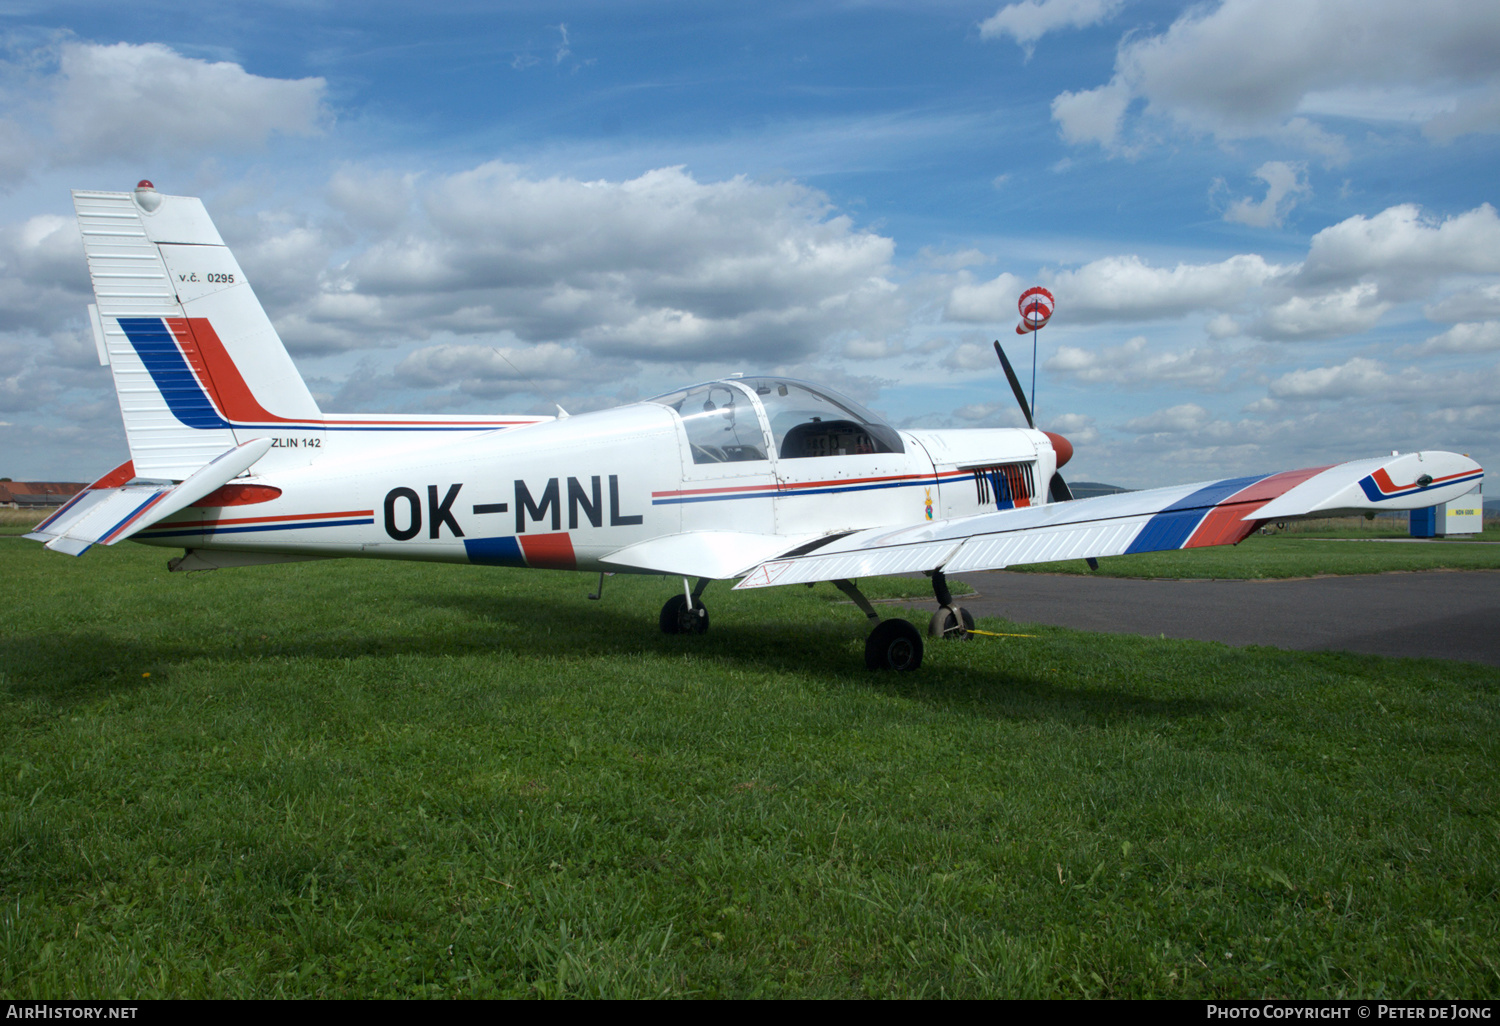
[865,618,923,671]
[928,606,975,640]
[659,594,709,635]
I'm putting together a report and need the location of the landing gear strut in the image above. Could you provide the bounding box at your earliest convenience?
[834,578,924,671]
[660,577,710,634]
[926,570,974,640]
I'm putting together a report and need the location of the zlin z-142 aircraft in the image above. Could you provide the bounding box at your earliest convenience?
[30,182,1485,670]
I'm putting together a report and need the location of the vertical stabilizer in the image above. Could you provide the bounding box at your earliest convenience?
[74,184,323,480]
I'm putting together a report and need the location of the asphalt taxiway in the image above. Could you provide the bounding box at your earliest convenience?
[939,569,1500,667]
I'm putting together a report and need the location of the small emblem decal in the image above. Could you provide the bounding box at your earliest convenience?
[924,487,934,521]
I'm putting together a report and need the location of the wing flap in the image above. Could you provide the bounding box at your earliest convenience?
[601,530,827,579]
[943,517,1145,573]
[734,450,1483,590]
[26,437,273,556]
[737,540,963,590]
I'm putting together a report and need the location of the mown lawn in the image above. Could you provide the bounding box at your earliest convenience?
[2,539,1497,998]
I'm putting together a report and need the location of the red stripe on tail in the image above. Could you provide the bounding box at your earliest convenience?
[166,317,298,424]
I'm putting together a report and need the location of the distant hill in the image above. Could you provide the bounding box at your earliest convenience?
[1069,481,1131,499]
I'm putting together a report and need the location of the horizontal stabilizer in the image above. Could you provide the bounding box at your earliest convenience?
[27,437,273,556]
[735,450,1483,590]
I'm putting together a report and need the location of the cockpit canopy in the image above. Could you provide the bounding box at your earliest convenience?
[646,377,905,465]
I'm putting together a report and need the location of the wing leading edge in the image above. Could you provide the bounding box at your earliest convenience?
[734,450,1483,590]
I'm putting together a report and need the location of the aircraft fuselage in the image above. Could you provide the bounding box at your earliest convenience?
[133,394,1059,575]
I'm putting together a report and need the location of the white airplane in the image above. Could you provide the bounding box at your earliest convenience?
[29,182,1485,670]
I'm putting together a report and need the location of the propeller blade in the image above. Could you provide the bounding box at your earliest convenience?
[992,340,1034,429]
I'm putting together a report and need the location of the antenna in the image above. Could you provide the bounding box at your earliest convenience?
[490,347,568,417]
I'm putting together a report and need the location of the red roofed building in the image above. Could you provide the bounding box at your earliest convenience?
[0,482,87,508]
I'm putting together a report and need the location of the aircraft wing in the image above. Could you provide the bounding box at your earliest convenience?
[26,438,273,556]
[601,530,824,579]
[734,450,1483,590]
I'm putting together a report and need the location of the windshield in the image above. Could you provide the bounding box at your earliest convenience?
[737,377,904,459]
[645,381,768,464]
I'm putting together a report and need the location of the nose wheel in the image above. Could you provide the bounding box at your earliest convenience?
[928,605,975,640]
[925,570,973,640]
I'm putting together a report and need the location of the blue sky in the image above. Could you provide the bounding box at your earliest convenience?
[3,0,1499,488]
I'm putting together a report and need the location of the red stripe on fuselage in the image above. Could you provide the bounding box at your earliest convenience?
[519,532,575,569]
[652,470,964,500]
[141,508,374,531]
[1183,466,1332,548]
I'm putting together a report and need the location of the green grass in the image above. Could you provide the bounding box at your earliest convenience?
[1275,516,1500,540]
[2,539,1498,998]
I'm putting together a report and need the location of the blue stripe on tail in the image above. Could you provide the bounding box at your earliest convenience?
[117,318,230,429]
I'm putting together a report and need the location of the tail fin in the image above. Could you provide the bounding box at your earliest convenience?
[74,182,323,481]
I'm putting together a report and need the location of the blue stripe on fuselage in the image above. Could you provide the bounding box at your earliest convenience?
[464,536,527,566]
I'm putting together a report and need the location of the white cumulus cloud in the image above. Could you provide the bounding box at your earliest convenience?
[396,341,623,397]
[1123,402,1211,434]
[1045,336,1235,388]
[265,162,902,369]
[1037,0,1500,155]
[1404,321,1500,355]
[1425,283,1500,323]
[1222,161,1309,229]
[0,41,328,176]
[946,202,1500,346]
[1298,203,1500,295]
[1254,283,1389,340]
[1269,357,1397,400]
[980,0,1125,55]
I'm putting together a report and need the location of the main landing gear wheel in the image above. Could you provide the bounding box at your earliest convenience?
[659,593,709,635]
[928,605,975,640]
[865,618,923,671]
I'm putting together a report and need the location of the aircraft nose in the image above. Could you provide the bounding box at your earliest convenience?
[1044,431,1073,468]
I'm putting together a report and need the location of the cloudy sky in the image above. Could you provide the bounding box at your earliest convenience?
[2,0,1498,488]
